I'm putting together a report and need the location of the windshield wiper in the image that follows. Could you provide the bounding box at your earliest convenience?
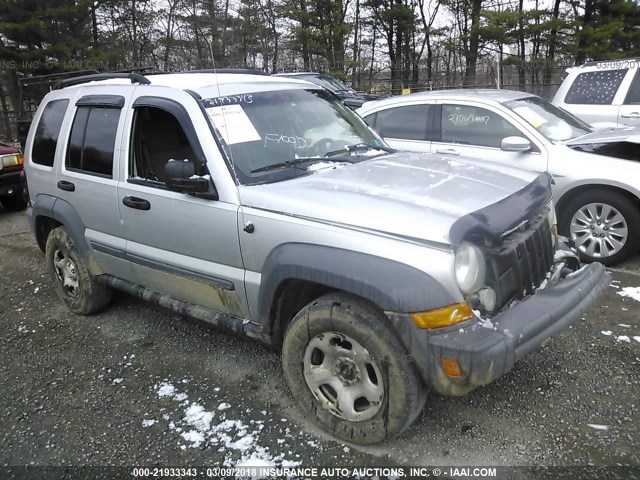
[250,158,346,174]
[324,143,396,158]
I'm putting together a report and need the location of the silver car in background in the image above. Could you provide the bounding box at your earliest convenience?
[358,89,640,265]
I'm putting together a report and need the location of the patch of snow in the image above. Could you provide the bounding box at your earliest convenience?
[633,336,640,343]
[181,430,205,448]
[151,383,300,467]
[34,287,39,294]
[617,287,640,302]
[112,378,124,385]
[307,162,345,172]
[618,324,631,328]
[616,336,631,343]
[587,424,609,431]
[502,219,528,238]
[601,330,613,336]
[142,419,157,428]
[157,382,177,398]
[473,309,496,330]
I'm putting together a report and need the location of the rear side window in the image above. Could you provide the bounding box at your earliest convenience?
[66,106,121,177]
[32,99,69,166]
[371,105,430,141]
[625,70,640,104]
[565,70,627,105]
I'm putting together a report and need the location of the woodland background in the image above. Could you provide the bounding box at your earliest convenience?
[1,0,640,140]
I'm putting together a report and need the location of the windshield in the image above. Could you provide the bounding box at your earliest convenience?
[297,75,355,94]
[202,89,386,185]
[503,96,592,143]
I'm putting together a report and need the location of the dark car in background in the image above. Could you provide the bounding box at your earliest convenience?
[0,141,27,211]
[273,72,380,109]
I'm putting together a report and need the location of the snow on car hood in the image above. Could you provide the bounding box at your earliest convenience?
[563,126,640,146]
[239,152,544,245]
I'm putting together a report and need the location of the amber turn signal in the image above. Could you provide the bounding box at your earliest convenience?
[410,302,476,329]
[439,357,462,377]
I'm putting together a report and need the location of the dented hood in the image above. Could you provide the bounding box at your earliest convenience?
[563,126,640,146]
[239,152,549,245]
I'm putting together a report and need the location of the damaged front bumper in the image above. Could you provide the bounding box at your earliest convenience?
[387,253,610,396]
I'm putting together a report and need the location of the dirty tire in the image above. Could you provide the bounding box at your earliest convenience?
[1,193,27,211]
[45,226,112,315]
[559,189,640,266]
[282,292,426,445]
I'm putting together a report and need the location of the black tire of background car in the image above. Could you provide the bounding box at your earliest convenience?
[45,226,112,315]
[559,189,640,267]
[282,292,427,445]
[1,193,28,211]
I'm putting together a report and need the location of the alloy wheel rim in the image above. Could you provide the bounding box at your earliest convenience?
[53,249,80,299]
[303,331,384,422]
[569,202,628,258]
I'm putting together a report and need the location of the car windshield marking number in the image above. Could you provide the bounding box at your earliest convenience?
[208,94,254,106]
[265,133,308,149]
[447,113,490,126]
[205,104,261,145]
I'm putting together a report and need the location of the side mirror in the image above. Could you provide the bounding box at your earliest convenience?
[501,136,531,152]
[164,159,218,200]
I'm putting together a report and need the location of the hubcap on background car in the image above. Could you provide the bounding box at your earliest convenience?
[53,249,80,299]
[303,332,384,422]
[570,203,628,258]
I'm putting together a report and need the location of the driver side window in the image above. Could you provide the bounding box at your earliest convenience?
[130,106,204,185]
[441,104,522,148]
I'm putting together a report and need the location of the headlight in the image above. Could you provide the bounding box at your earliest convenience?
[1,154,23,168]
[454,242,486,294]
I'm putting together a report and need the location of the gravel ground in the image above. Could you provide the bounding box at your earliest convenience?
[1,207,639,475]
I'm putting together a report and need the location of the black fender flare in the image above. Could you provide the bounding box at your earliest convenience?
[30,195,102,274]
[257,243,454,334]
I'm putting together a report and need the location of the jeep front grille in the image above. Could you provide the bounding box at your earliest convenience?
[484,209,554,310]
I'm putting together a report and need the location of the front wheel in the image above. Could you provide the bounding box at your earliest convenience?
[559,189,640,266]
[45,226,112,315]
[282,293,426,445]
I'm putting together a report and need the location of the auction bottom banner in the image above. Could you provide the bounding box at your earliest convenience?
[1,466,638,480]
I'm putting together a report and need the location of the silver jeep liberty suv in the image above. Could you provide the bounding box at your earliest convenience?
[23,71,609,445]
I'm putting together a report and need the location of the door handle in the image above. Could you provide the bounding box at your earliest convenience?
[57,180,75,192]
[621,112,640,119]
[436,148,460,156]
[123,196,151,211]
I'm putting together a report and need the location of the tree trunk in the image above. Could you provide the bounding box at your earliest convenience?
[518,0,526,90]
[351,0,360,88]
[576,0,595,64]
[463,0,483,86]
[544,0,562,83]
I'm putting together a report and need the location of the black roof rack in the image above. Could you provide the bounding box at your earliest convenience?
[55,72,151,90]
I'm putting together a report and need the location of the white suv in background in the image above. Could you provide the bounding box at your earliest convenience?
[553,58,640,127]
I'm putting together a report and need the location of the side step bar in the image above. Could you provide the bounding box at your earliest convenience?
[98,274,264,341]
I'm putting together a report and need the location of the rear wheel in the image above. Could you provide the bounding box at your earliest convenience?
[559,189,640,266]
[282,292,426,444]
[45,226,112,315]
